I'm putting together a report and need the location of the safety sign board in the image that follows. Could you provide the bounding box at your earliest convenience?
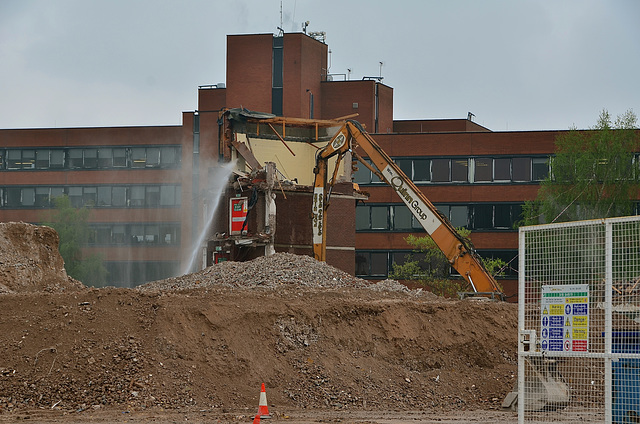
[540,284,589,353]
[229,197,248,235]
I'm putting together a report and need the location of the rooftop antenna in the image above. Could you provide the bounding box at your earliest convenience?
[347,68,352,80]
[277,1,284,36]
[379,61,384,79]
[302,21,309,34]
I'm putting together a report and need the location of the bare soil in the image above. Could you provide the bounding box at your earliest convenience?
[0,222,518,423]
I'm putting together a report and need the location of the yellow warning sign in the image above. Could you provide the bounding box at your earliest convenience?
[573,316,588,327]
[550,304,564,315]
[573,328,588,340]
[565,318,572,327]
[566,297,588,304]
[543,306,548,315]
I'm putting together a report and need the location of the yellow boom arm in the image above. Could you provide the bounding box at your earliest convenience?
[313,120,503,297]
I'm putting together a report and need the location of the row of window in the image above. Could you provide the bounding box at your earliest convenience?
[356,203,524,231]
[0,185,181,208]
[354,156,549,184]
[103,261,180,287]
[88,223,181,246]
[355,249,518,279]
[0,146,182,170]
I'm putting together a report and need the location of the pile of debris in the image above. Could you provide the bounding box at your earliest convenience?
[0,222,84,294]
[140,252,414,293]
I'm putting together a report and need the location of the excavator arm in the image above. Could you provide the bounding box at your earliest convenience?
[313,120,504,299]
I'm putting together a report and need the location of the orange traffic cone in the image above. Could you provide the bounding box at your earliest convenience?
[257,383,271,418]
[253,414,261,424]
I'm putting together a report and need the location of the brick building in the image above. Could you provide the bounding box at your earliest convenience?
[0,32,581,296]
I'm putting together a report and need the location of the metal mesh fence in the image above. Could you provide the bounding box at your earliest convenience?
[519,216,640,423]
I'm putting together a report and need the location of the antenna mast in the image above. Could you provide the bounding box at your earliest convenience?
[276,1,284,36]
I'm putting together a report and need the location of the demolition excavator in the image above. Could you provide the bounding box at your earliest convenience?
[312,119,503,299]
[312,119,571,411]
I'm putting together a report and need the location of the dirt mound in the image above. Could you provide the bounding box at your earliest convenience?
[0,228,517,416]
[0,222,84,294]
[0,287,516,414]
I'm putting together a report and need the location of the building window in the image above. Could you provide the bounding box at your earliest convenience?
[412,158,430,182]
[355,251,389,277]
[473,204,493,230]
[112,186,127,207]
[146,147,160,168]
[431,159,450,182]
[353,160,371,184]
[50,150,65,168]
[532,157,549,181]
[113,148,127,167]
[36,150,50,169]
[370,206,389,230]
[130,186,145,207]
[68,186,83,207]
[512,157,532,182]
[493,158,511,181]
[6,188,21,207]
[131,148,146,168]
[83,187,97,206]
[35,187,50,207]
[51,187,64,202]
[449,205,469,228]
[160,146,180,167]
[68,150,83,169]
[451,159,469,182]
[84,149,98,168]
[474,157,492,182]
[97,186,112,206]
[98,148,113,168]
[21,188,35,206]
[392,205,413,230]
[145,186,160,207]
[396,159,413,179]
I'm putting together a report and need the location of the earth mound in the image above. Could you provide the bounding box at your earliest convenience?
[0,227,517,416]
[0,222,84,294]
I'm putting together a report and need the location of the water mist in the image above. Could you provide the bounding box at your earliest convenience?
[181,161,236,275]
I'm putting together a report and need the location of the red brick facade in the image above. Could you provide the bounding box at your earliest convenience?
[1,31,608,298]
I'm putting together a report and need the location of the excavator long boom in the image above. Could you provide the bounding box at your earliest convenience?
[313,120,503,298]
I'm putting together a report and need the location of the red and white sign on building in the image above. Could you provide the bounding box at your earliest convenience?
[229,197,248,235]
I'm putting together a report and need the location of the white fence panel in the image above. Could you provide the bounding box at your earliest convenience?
[519,216,640,423]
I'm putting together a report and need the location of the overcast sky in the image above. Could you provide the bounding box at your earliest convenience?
[1,0,638,131]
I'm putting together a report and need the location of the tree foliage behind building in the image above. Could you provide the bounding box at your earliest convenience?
[522,109,640,225]
[390,230,505,298]
[42,195,107,287]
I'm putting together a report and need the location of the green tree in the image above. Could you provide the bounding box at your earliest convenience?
[42,195,107,287]
[522,109,640,225]
[390,230,505,297]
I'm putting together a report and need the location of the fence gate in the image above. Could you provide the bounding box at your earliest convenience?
[519,216,640,423]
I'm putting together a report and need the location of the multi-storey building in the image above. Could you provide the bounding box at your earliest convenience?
[1,31,612,298]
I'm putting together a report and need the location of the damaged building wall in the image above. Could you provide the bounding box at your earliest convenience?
[206,110,364,275]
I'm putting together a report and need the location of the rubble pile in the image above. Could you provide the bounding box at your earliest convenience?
[140,253,371,291]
